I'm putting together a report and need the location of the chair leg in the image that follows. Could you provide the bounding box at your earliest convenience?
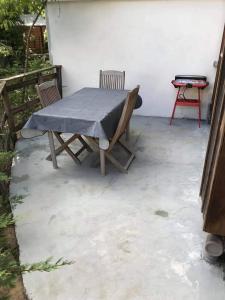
[124,153,135,170]
[118,140,133,154]
[84,137,135,174]
[100,149,106,176]
[105,152,128,174]
[107,140,135,173]
[47,131,58,169]
[125,122,130,141]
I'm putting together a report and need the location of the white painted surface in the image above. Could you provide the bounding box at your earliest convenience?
[47,0,225,119]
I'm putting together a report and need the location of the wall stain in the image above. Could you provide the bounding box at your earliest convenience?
[155,210,168,218]
[118,240,131,254]
[48,214,57,224]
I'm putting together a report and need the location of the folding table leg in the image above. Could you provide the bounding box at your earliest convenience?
[47,134,79,159]
[78,136,92,152]
[54,132,81,165]
[48,131,58,169]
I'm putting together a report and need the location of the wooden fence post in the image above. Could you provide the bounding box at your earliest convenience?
[2,88,15,132]
[0,82,17,143]
[55,65,62,97]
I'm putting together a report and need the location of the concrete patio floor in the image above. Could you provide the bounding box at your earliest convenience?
[11,116,225,300]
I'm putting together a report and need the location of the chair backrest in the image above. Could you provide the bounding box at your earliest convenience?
[99,70,125,90]
[109,85,140,150]
[36,80,61,107]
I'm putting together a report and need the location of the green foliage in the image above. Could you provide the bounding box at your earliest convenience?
[0,249,72,290]
[0,172,9,182]
[0,1,23,31]
[9,195,24,209]
[0,1,25,65]
[0,151,14,172]
[20,257,73,273]
[0,0,48,74]
[28,55,51,71]
[0,241,72,291]
[0,54,50,78]
[0,213,14,230]
[0,0,46,31]
[0,248,18,289]
[0,43,13,58]
[0,61,23,78]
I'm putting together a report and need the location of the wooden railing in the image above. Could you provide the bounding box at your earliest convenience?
[0,65,62,142]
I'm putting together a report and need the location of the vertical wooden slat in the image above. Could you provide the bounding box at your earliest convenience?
[99,70,125,90]
[106,75,108,88]
[99,70,102,88]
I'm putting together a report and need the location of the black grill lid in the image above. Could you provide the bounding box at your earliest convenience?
[175,75,207,81]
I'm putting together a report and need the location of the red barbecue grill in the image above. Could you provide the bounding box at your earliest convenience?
[170,75,209,127]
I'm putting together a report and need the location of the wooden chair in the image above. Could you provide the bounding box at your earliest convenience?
[36,80,91,166]
[99,69,132,140]
[87,85,140,175]
[99,70,125,90]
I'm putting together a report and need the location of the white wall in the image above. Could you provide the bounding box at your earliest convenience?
[47,0,225,119]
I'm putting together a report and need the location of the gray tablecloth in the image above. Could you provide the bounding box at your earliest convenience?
[23,87,139,140]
